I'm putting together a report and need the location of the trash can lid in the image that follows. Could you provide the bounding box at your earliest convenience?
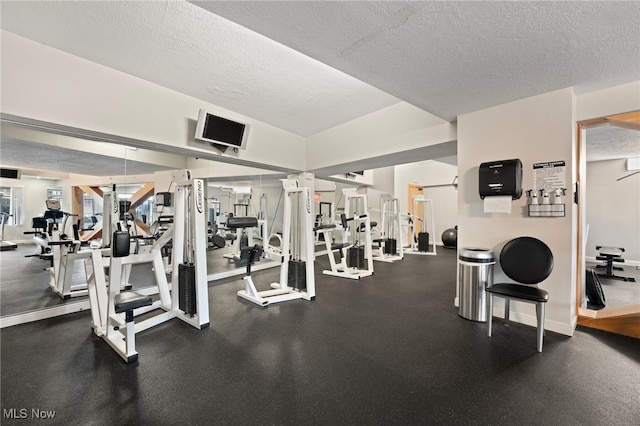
[459,247,495,263]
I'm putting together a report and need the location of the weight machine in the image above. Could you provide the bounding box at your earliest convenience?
[0,212,17,251]
[236,179,315,307]
[372,195,404,263]
[314,201,335,243]
[23,198,65,259]
[86,173,209,363]
[405,196,437,256]
[23,199,91,299]
[48,214,92,299]
[317,214,373,279]
[318,189,373,279]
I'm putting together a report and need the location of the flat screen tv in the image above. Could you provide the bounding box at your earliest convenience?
[194,109,250,150]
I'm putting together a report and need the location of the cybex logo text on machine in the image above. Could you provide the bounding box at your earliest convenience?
[195,180,204,214]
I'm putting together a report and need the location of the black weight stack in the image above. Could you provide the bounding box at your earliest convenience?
[384,238,397,255]
[418,232,430,252]
[287,260,307,291]
[179,263,197,315]
[347,246,365,269]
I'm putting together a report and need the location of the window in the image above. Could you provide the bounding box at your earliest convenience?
[135,196,154,225]
[47,188,63,204]
[0,186,24,226]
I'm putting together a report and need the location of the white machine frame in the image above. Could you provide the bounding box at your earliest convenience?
[0,212,17,251]
[237,179,316,306]
[372,195,404,263]
[37,203,92,299]
[405,196,437,256]
[318,213,373,280]
[86,175,209,362]
[48,236,91,299]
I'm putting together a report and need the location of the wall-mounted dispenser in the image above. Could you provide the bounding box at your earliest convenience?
[479,159,523,200]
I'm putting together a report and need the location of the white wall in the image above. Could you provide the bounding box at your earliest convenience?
[305,101,456,173]
[394,161,458,245]
[458,88,577,336]
[585,159,640,262]
[421,162,458,244]
[577,81,640,121]
[1,177,61,242]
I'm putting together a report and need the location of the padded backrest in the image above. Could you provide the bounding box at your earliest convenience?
[500,237,553,284]
[32,217,47,230]
[227,217,258,230]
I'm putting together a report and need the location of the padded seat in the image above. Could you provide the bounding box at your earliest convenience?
[313,224,336,232]
[485,283,549,303]
[115,292,153,314]
[594,246,635,282]
[330,243,349,251]
[486,236,553,352]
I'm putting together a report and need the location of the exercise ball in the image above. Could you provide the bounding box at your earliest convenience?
[442,226,457,249]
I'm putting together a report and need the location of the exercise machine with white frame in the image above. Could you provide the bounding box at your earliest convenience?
[0,212,17,251]
[237,179,315,307]
[317,214,374,280]
[372,195,404,263]
[405,196,437,256]
[85,172,209,363]
[33,199,91,299]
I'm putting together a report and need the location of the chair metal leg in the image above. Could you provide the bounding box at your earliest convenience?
[486,293,493,337]
[504,298,510,321]
[536,302,545,352]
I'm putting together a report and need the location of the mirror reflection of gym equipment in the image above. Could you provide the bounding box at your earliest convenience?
[0,211,18,251]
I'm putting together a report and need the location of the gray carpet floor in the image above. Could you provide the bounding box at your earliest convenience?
[1,249,639,425]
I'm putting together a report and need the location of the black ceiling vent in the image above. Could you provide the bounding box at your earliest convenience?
[0,168,21,179]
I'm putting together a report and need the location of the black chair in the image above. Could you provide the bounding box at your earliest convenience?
[486,237,553,352]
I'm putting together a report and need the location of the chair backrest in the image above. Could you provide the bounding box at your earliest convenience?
[500,237,553,285]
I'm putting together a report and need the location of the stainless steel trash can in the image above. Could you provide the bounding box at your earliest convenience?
[458,248,495,322]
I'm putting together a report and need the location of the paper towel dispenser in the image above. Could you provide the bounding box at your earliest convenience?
[479,159,523,200]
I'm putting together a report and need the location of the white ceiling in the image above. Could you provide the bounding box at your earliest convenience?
[585,125,640,162]
[0,0,400,137]
[0,137,174,177]
[1,1,639,175]
[197,1,640,121]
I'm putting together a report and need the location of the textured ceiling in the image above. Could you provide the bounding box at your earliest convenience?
[1,0,639,176]
[0,138,173,177]
[198,1,640,121]
[0,0,399,137]
[585,126,640,162]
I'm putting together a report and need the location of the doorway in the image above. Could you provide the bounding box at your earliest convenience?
[576,111,640,338]
[407,184,424,244]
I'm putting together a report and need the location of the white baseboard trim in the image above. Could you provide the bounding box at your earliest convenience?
[490,307,576,337]
[0,300,91,329]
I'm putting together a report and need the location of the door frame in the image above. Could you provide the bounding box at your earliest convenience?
[575,111,640,338]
